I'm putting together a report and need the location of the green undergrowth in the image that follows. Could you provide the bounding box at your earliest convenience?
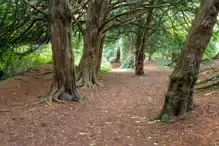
[156,61,176,67]
[100,58,112,72]
[120,55,135,69]
[100,66,111,73]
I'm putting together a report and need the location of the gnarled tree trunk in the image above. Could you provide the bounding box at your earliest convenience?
[77,0,109,88]
[135,10,153,75]
[48,0,80,105]
[157,0,219,120]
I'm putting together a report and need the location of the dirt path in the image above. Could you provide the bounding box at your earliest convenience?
[0,62,219,146]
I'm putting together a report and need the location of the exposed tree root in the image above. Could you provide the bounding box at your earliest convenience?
[154,109,174,122]
[156,114,187,123]
[200,67,217,73]
[76,73,100,89]
[0,108,11,112]
[154,109,188,122]
[47,87,66,106]
[37,71,53,76]
[196,74,219,85]
[135,66,144,76]
[196,81,219,90]
[35,86,81,106]
[14,77,28,83]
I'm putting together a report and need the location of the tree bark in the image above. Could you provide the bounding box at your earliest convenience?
[48,0,80,105]
[135,10,153,75]
[77,0,109,88]
[96,35,105,75]
[116,48,121,62]
[148,53,152,61]
[158,0,219,120]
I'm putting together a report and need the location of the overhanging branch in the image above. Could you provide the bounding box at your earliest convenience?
[24,0,48,17]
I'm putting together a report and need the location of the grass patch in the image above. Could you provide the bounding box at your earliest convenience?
[156,61,176,67]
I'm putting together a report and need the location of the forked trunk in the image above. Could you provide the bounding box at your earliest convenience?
[135,10,153,75]
[158,0,219,120]
[76,2,100,88]
[77,30,100,88]
[48,0,80,105]
[77,0,109,88]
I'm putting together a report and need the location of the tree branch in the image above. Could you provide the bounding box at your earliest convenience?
[72,15,85,36]
[72,0,91,15]
[24,0,48,17]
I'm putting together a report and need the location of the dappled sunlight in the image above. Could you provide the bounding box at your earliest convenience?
[111,68,134,73]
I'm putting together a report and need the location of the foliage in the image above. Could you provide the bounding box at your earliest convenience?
[73,33,84,65]
[104,36,123,61]
[100,64,112,72]
[0,45,52,77]
[1,0,218,80]
[120,55,135,69]
[100,57,112,73]
[204,26,219,58]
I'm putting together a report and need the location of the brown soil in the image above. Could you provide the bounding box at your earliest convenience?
[0,61,219,146]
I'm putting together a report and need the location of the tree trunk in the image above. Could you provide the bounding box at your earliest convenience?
[148,53,152,61]
[135,10,153,75]
[158,0,219,120]
[96,35,105,75]
[148,47,156,61]
[48,0,80,105]
[116,48,121,62]
[77,0,109,88]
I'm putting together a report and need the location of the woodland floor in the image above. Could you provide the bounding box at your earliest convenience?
[0,61,219,146]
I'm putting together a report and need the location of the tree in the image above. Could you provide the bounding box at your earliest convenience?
[25,0,81,105]
[76,0,110,88]
[76,0,170,87]
[157,0,219,120]
[115,48,121,62]
[0,0,50,73]
[48,0,80,104]
[135,9,154,75]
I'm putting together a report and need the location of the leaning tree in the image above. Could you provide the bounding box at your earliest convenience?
[157,0,219,120]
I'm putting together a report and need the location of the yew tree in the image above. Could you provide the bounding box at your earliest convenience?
[76,0,169,88]
[157,0,219,120]
[24,0,84,105]
[135,9,154,75]
[76,0,110,88]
